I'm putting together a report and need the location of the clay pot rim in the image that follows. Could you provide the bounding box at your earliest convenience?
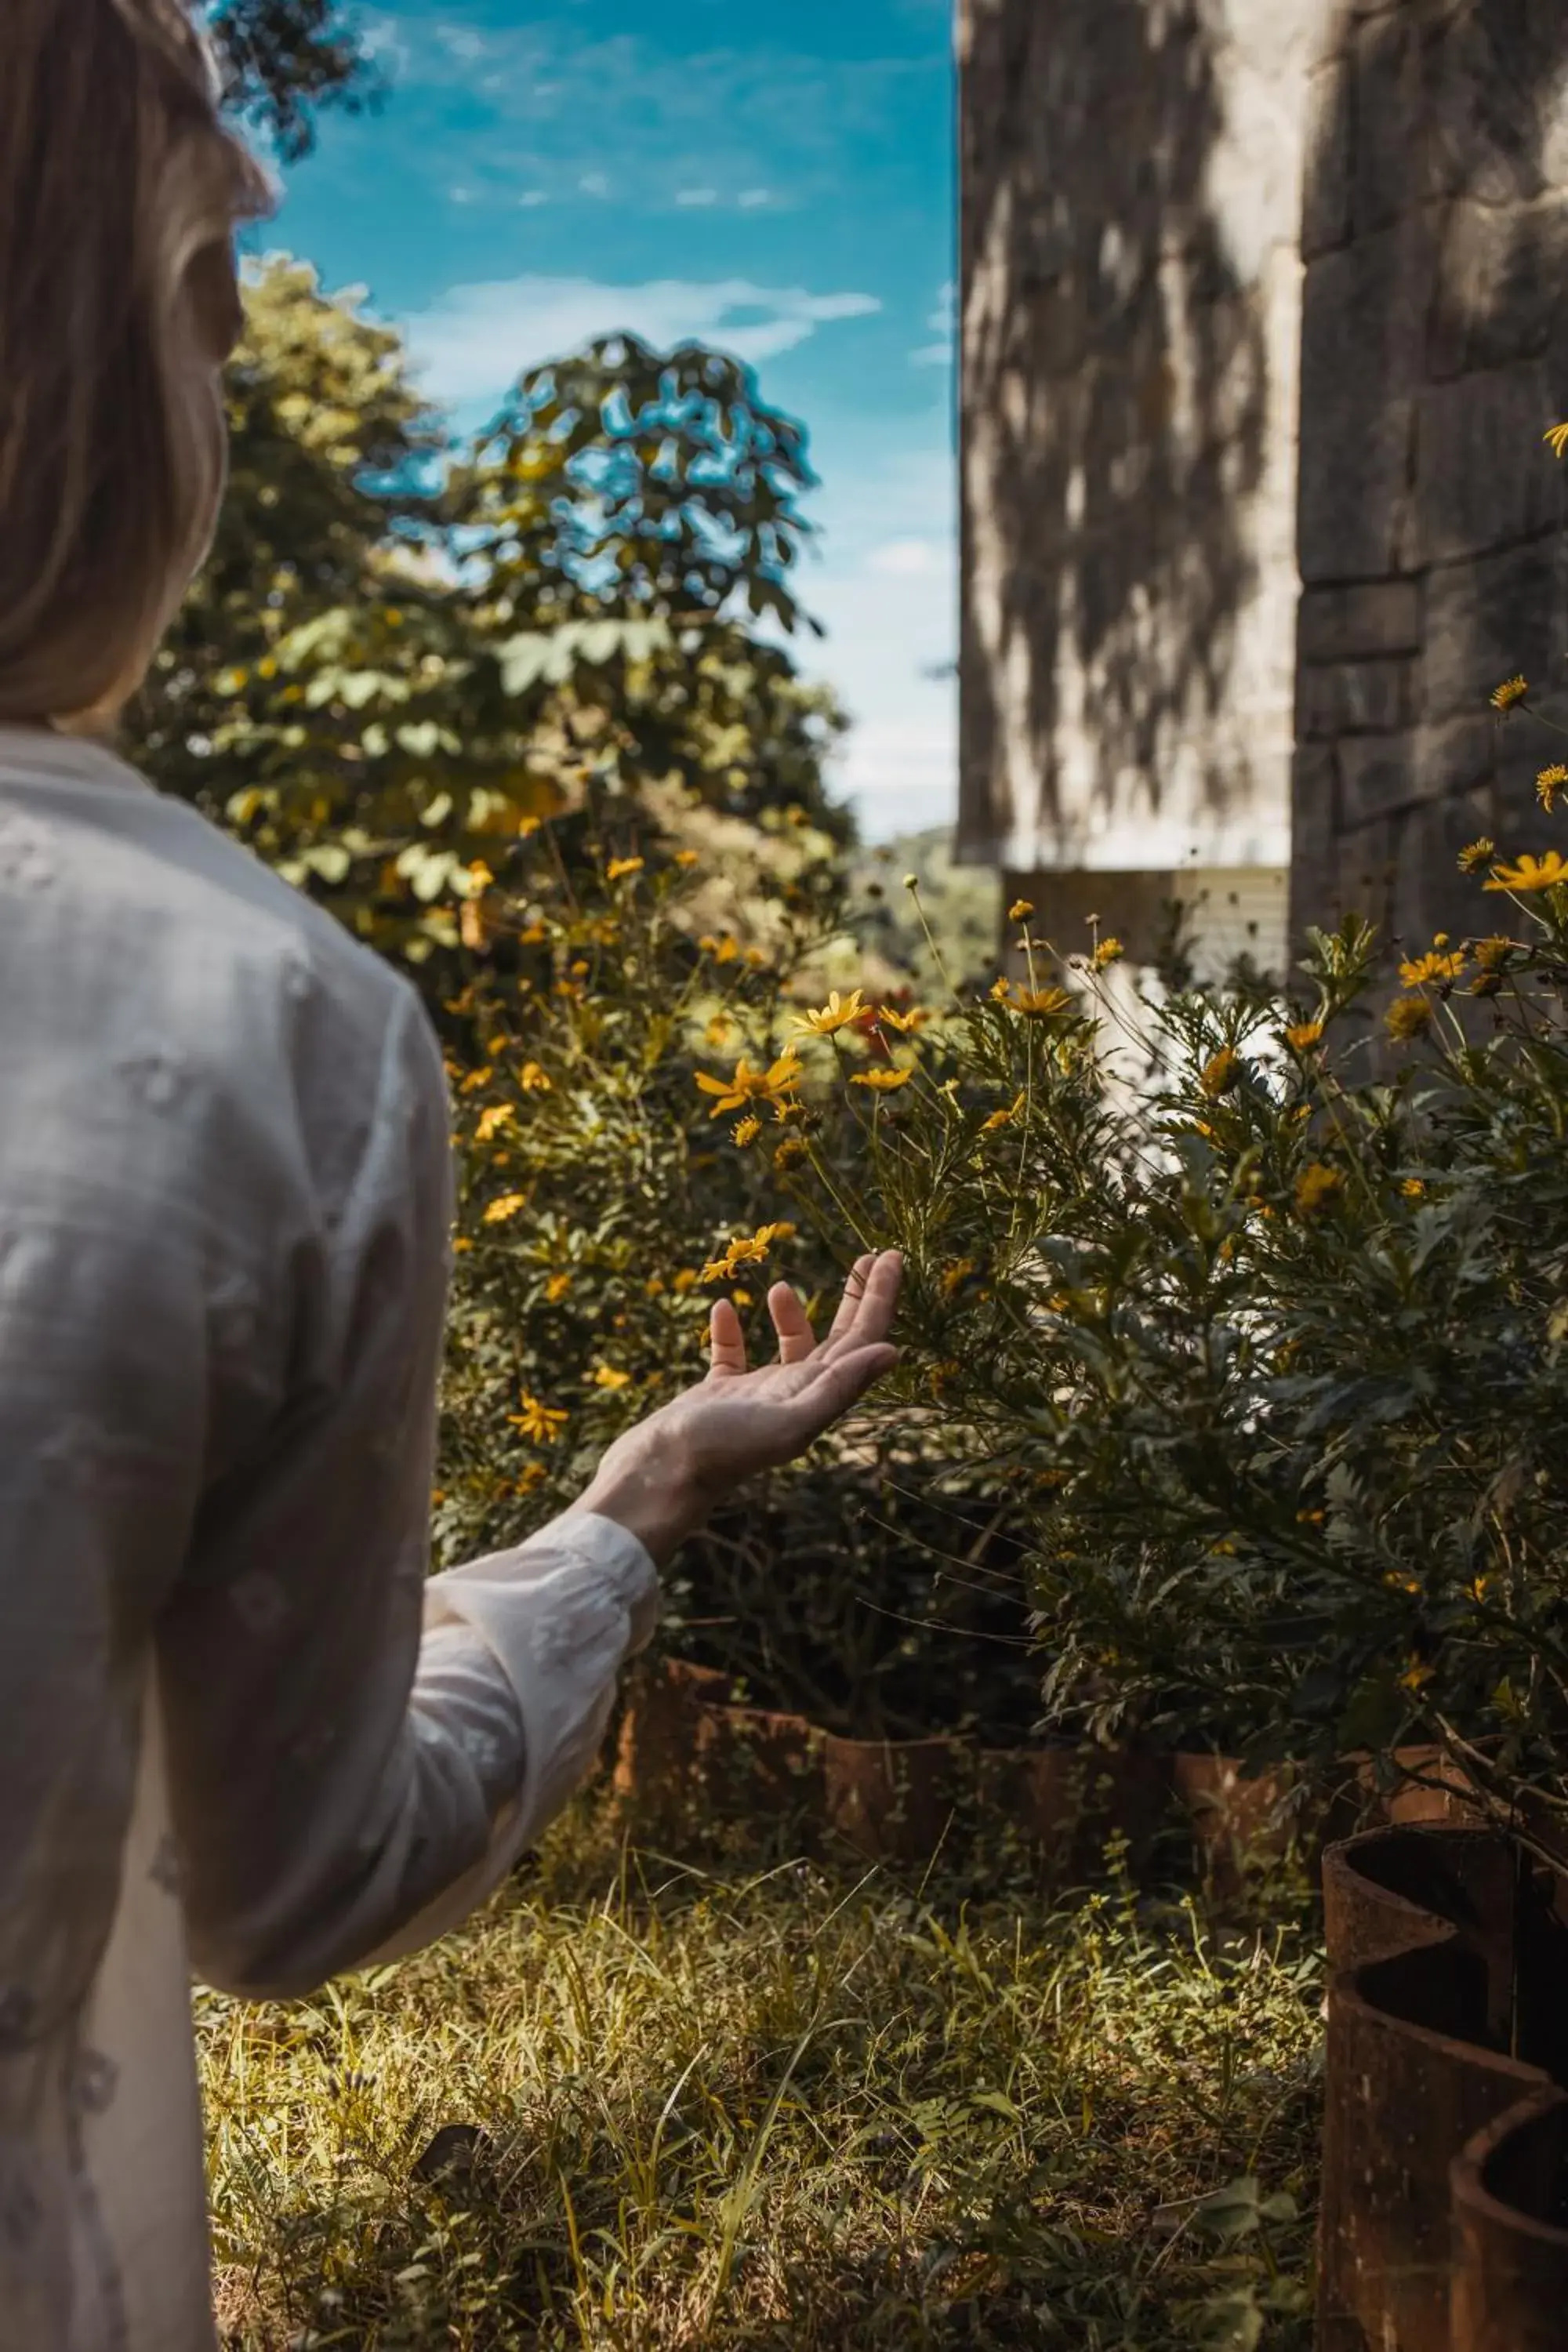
[1451,2084,1568,2251]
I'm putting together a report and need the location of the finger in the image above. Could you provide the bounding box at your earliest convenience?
[768,1281,816,1365]
[821,1250,903,1360]
[779,1341,901,1448]
[825,1253,877,1345]
[707,1297,748,1378]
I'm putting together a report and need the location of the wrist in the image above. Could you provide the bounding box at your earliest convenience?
[569,1428,713,1570]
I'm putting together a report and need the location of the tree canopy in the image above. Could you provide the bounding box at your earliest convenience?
[209,0,378,160]
[125,260,851,990]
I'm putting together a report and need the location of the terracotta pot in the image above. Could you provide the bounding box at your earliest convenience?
[616,1662,1302,1875]
[612,1657,824,1840]
[1172,1752,1298,1888]
[978,1744,1175,1874]
[1317,1822,1568,2352]
[822,1733,967,1862]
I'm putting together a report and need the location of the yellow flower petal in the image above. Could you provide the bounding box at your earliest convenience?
[1484,851,1568,893]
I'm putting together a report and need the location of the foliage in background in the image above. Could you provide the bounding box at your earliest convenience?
[209,0,379,161]
[850,826,1000,1000]
[125,265,850,1009]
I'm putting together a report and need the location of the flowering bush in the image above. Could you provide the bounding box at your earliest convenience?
[432,803,1040,1737]
[436,725,1568,1815]
[760,742,1568,1828]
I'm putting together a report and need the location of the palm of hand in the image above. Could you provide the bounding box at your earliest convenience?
[594,1250,902,1508]
[665,1248,902,1481]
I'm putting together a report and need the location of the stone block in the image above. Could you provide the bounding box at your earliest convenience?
[1423,535,1568,724]
[1352,9,1426,238]
[1287,743,1341,946]
[1302,59,1354,259]
[1298,220,1436,583]
[1298,658,1415,739]
[1387,793,1496,955]
[1334,818,1399,934]
[1414,361,1568,568]
[1428,194,1568,381]
[1411,716,1497,806]
[1298,579,1425,662]
[1422,2,1563,210]
[1340,733,1417,826]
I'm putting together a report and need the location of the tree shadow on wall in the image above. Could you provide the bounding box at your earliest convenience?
[959,0,1270,860]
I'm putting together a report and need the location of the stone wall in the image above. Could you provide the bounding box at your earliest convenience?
[1290,0,1568,956]
[957,0,1325,915]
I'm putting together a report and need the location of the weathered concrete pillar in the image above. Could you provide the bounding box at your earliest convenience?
[958,0,1330,978]
[1290,0,1568,960]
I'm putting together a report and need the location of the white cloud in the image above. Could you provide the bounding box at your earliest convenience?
[791,431,957,839]
[909,281,956,369]
[579,172,611,199]
[675,188,719,208]
[358,13,412,76]
[867,538,944,577]
[436,24,488,61]
[739,189,774,209]
[405,274,882,405]
[518,191,550,209]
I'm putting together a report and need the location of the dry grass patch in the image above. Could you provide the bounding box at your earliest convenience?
[201,1803,1320,2350]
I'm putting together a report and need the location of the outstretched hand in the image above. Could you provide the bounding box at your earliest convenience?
[568,1251,902,1566]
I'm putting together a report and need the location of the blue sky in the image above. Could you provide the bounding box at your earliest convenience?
[262,0,957,840]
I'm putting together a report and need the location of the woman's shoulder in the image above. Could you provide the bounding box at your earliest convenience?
[0,728,415,1031]
[0,731,438,1167]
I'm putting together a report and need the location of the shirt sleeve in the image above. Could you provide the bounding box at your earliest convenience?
[156,983,659,2002]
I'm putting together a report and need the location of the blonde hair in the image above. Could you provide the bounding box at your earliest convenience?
[0,0,273,727]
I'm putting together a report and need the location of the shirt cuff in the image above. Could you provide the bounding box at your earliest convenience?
[423,1509,659,1856]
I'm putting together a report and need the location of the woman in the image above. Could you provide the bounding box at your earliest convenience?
[0,6,902,2346]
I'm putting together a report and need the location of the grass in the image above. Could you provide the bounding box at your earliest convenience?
[201,1796,1323,2351]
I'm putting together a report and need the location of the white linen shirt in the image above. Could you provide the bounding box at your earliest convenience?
[0,726,659,2351]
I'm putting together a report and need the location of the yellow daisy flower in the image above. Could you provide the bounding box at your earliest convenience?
[474,1103,515,1144]
[1397,949,1465,987]
[508,1393,568,1444]
[793,988,866,1036]
[1483,851,1568,892]
[1385,994,1434,1041]
[482,1192,528,1225]
[694,1047,804,1119]
[1200,1047,1240,1100]
[1293,1163,1341,1216]
[1490,674,1529,712]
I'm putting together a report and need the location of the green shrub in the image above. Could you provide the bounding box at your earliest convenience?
[775,804,1568,1828]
